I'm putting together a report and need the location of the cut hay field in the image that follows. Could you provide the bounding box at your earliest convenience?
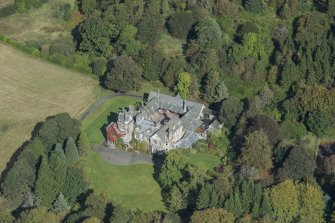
[0,43,99,173]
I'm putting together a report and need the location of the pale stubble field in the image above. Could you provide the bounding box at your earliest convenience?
[0,43,99,173]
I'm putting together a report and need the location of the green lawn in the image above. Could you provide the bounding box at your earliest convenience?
[128,81,171,96]
[157,33,185,57]
[81,151,166,212]
[183,152,221,171]
[82,96,141,144]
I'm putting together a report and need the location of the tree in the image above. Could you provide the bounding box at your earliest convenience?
[167,185,185,211]
[167,12,195,38]
[35,157,57,208]
[104,56,142,92]
[52,192,70,213]
[92,58,107,76]
[116,24,144,57]
[249,114,282,145]
[195,17,223,48]
[84,192,109,221]
[140,47,163,81]
[298,184,325,223]
[62,166,87,204]
[158,150,186,189]
[18,207,58,223]
[137,14,164,44]
[176,72,192,99]
[64,137,80,163]
[77,132,91,157]
[295,11,329,48]
[277,146,316,182]
[270,180,299,223]
[1,150,38,201]
[21,192,38,209]
[190,208,235,223]
[243,0,266,13]
[37,113,81,152]
[306,111,333,137]
[161,57,185,88]
[81,0,96,16]
[196,183,212,210]
[49,143,67,190]
[218,97,244,129]
[110,204,133,223]
[79,17,116,57]
[241,130,273,173]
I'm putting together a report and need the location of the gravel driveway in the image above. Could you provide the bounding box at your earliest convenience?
[93,145,153,165]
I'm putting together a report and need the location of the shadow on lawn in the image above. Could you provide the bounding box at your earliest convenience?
[100,112,118,143]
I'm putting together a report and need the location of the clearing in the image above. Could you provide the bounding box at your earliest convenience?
[0,43,99,173]
[0,0,80,43]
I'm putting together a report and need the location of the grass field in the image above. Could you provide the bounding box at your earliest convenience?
[184,152,221,171]
[82,96,141,144]
[157,33,185,57]
[0,43,99,173]
[81,150,166,212]
[0,0,80,43]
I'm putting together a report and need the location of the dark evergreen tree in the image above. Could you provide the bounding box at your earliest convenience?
[196,183,211,210]
[49,143,67,189]
[35,157,57,208]
[64,137,80,164]
[62,166,87,204]
[1,149,38,201]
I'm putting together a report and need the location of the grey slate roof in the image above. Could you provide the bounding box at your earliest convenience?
[134,91,217,149]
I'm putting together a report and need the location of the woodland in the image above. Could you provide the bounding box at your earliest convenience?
[1,0,335,222]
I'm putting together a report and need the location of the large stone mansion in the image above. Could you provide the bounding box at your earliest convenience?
[106,91,221,153]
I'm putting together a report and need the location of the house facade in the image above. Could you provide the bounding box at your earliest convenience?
[106,91,221,153]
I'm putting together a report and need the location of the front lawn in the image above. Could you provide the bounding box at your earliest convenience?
[81,151,166,212]
[82,96,141,144]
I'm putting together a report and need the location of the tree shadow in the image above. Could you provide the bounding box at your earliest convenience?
[151,153,165,182]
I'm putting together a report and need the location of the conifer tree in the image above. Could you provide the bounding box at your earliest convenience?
[35,157,57,208]
[209,189,219,208]
[49,143,67,191]
[168,186,184,211]
[65,137,80,164]
[196,184,211,210]
[77,132,90,157]
[240,180,253,213]
[260,191,272,218]
[251,184,263,218]
[224,195,234,212]
[233,191,243,218]
[52,192,69,213]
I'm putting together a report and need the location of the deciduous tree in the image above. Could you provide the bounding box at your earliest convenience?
[270,180,299,223]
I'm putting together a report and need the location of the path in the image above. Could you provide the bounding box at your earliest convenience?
[93,145,153,165]
[79,92,142,121]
